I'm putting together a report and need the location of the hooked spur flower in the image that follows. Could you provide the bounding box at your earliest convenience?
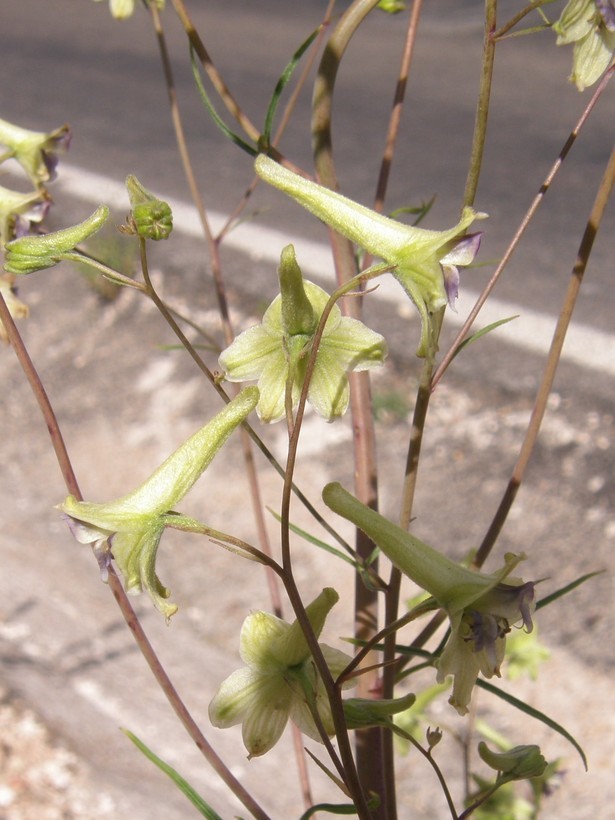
[0,186,50,245]
[58,387,259,619]
[0,118,70,187]
[255,154,485,358]
[209,588,354,757]
[323,482,535,716]
[219,244,387,423]
[554,0,615,90]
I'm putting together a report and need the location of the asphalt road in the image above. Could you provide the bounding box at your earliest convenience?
[1,1,614,818]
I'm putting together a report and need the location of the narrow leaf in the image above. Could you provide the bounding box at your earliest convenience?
[267,507,356,565]
[452,316,519,361]
[475,681,587,770]
[190,45,256,156]
[121,729,223,819]
[536,571,604,610]
[262,27,321,147]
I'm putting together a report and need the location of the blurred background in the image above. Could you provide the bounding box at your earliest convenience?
[1,1,614,816]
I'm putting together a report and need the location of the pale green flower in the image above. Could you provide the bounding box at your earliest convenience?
[219,244,387,423]
[0,186,50,245]
[0,118,70,187]
[255,155,485,358]
[4,206,109,274]
[554,0,615,90]
[323,482,535,715]
[93,0,165,19]
[209,588,353,757]
[58,387,259,619]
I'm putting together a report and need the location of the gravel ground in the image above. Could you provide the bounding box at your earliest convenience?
[0,687,114,819]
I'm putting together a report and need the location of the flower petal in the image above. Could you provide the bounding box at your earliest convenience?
[219,325,280,380]
[256,351,295,423]
[307,348,350,420]
[209,667,264,727]
[322,316,387,371]
[239,610,289,669]
[209,667,292,756]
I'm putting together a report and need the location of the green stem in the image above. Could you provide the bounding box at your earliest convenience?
[493,0,556,40]
[463,0,497,209]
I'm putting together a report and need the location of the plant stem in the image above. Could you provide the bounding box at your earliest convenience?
[463,0,497,209]
[433,65,614,388]
[169,0,261,144]
[373,0,424,215]
[0,292,271,819]
[475,143,615,566]
[312,1,387,813]
[0,292,80,498]
[106,567,271,820]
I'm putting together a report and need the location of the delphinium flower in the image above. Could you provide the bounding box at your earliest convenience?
[209,588,354,757]
[255,154,485,358]
[218,244,387,422]
[0,118,70,187]
[92,0,165,19]
[323,482,535,715]
[554,0,615,90]
[58,387,259,619]
[0,186,50,245]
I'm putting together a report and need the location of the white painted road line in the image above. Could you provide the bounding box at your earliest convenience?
[58,163,615,377]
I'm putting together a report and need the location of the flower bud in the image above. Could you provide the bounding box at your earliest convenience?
[4,205,109,274]
[343,692,416,730]
[478,741,547,781]
[125,175,172,241]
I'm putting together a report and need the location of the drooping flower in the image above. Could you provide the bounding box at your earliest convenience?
[209,588,354,757]
[255,154,485,358]
[3,206,109,274]
[553,0,615,90]
[0,186,50,245]
[323,482,535,715]
[0,274,29,343]
[0,118,70,187]
[219,244,387,423]
[58,387,259,619]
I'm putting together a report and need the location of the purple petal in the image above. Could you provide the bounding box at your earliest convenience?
[596,0,615,31]
[442,264,460,310]
[441,232,483,268]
